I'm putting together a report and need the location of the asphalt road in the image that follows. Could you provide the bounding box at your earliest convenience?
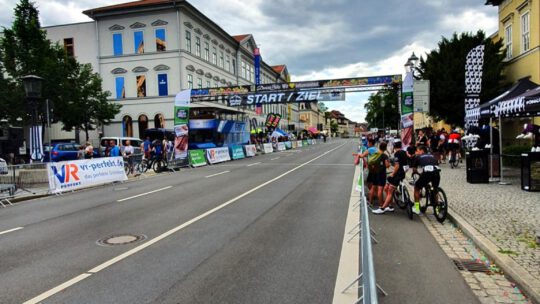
[0,139,479,304]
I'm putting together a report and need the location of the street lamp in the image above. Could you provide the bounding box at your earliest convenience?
[22,75,44,162]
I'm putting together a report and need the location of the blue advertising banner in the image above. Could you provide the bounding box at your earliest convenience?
[189,119,217,129]
[230,145,245,160]
[254,48,261,114]
[158,74,168,96]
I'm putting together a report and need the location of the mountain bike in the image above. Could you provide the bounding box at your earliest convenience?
[138,154,167,173]
[419,181,448,223]
[393,179,413,220]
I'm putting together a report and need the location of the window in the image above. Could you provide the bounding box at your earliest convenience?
[248,65,253,82]
[241,61,246,79]
[187,74,193,89]
[113,33,123,56]
[195,37,201,57]
[219,51,224,68]
[521,12,530,53]
[204,42,209,61]
[505,24,512,59]
[63,38,74,57]
[122,116,133,137]
[158,74,168,96]
[197,78,202,89]
[232,59,236,75]
[115,77,125,99]
[185,30,191,53]
[138,115,148,137]
[226,55,230,72]
[206,80,211,88]
[212,47,217,65]
[134,31,144,54]
[136,75,146,97]
[155,28,166,52]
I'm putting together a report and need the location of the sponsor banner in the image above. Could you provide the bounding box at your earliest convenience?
[189,149,207,167]
[206,147,231,164]
[230,145,246,160]
[285,141,292,149]
[189,119,217,130]
[317,89,346,101]
[47,157,127,193]
[292,141,298,149]
[277,142,286,151]
[190,85,253,97]
[297,140,303,147]
[174,89,191,167]
[228,91,325,107]
[401,70,414,149]
[255,75,401,92]
[303,140,309,146]
[263,143,273,154]
[244,144,257,157]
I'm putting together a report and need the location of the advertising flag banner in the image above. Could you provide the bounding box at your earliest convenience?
[263,143,273,154]
[277,142,286,151]
[254,48,262,114]
[174,90,191,167]
[285,141,292,149]
[230,145,246,160]
[401,70,414,148]
[188,149,207,167]
[47,157,127,193]
[244,144,257,157]
[206,147,231,164]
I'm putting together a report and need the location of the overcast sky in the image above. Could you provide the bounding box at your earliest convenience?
[0,0,498,123]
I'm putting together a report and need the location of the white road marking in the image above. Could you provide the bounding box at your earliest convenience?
[205,171,230,178]
[117,186,172,202]
[0,227,24,236]
[270,157,280,160]
[23,143,347,304]
[332,164,361,303]
[247,162,261,167]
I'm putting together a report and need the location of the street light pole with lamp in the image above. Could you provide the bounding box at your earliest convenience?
[22,75,44,163]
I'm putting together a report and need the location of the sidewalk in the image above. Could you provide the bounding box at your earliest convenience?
[439,164,540,303]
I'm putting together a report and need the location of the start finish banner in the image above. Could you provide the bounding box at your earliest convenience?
[47,157,127,193]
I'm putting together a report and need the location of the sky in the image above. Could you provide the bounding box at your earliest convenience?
[0,0,499,123]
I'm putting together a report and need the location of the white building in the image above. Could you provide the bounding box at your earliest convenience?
[42,0,296,143]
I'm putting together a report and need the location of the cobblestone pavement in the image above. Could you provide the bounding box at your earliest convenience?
[422,211,533,304]
[419,163,540,303]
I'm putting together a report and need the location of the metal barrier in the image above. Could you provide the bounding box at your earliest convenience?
[0,163,49,206]
[342,158,387,303]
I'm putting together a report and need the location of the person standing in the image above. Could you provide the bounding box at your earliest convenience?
[77,145,85,160]
[123,140,134,174]
[109,140,120,157]
[143,136,152,160]
[416,129,428,147]
[367,141,390,209]
[373,141,407,214]
[84,142,94,159]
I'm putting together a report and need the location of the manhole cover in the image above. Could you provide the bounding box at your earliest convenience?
[97,234,146,246]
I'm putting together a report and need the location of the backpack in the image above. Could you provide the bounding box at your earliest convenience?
[368,152,382,173]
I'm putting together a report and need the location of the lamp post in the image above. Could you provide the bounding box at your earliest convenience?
[22,75,44,163]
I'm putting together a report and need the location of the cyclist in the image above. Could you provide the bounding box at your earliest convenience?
[447,129,461,166]
[411,145,441,214]
[373,140,407,214]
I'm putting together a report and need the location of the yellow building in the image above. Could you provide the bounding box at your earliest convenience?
[486,0,540,143]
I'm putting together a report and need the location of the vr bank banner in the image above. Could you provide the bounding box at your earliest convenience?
[47,157,127,193]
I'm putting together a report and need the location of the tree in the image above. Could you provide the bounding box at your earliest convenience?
[364,84,400,129]
[0,0,120,138]
[416,31,506,127]
[60,63,120,142]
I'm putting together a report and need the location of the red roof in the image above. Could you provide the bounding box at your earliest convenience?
[272,65,286,74]
[232,34,250,43]
[84,0,174,16]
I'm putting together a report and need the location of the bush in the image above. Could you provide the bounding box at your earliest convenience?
[502,144,532,167]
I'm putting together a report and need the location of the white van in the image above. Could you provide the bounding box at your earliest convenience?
[100,137,143,156]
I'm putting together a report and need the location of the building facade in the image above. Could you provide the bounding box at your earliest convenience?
[42,0,297,144]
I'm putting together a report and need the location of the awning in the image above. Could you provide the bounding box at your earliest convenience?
[477,77,538,118]
[307,127,319,134]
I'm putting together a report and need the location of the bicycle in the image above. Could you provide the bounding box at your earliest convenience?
[139,154,167,173]
[448,145,460,169]
[418,180,448,223]
[393,179,413,220]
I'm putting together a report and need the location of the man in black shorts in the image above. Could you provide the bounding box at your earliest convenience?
[373,140,407,214]
[411,145,440,214]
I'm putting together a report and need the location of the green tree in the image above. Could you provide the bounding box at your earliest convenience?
[364,84,400,129]
[0,0,120,137]
[416,31,506,127]
[60,63,120,142]
[330,121,339,134]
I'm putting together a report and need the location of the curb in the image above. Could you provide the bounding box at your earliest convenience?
[448,207,540,304]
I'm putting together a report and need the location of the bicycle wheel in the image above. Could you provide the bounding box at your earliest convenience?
[420,188,429,213]
[393,185,407,209]
[433,187,448,223]
[152,159,164,173]
[124,163,130,175]
[140,159,149,173]
[403,187,413,220]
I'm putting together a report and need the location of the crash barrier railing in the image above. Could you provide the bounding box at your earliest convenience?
[343,158,387,304]
[0,163,49,206]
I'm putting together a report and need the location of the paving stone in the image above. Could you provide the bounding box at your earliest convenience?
[493,295,515,303]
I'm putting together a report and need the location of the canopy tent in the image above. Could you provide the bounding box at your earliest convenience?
[476,77,538,119]
[307,127,319,134]
[270,128,288,138]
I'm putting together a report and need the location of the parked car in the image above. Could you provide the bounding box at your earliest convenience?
[43,143,99,162]
[99,137,143,156]
[0,157,8,175]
